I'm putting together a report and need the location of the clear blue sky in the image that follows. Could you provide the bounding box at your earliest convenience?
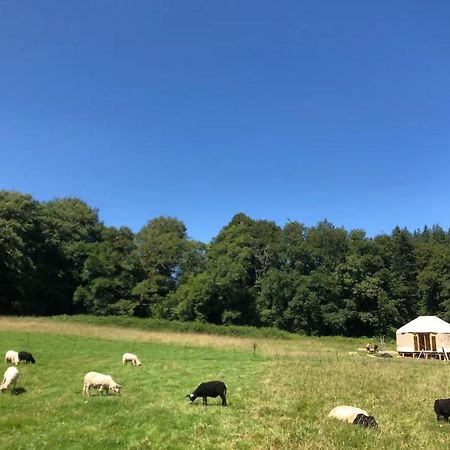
[1,1,449,242]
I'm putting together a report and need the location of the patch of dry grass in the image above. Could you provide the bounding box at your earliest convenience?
[0,316,356,357]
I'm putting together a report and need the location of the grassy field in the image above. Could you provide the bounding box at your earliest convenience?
[0,317,449,449]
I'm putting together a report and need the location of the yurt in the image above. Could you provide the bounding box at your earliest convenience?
[396,316,450,359]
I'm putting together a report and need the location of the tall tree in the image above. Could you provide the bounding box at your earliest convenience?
[277,221,313,274]
[389,227,418,322]
[40,197,103,314]
[74,226,142,315]
[306,220,348,271]
[0,191,45,314]
[134,217,204,317]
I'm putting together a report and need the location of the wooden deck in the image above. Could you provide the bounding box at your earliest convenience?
[398,350,449,360]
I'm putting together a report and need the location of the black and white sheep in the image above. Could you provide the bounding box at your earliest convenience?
[434,398,450,422]
[328,406,378,428]
[83,371,122,397]
[187,380,227,406]
[4,350,19,366]
[18,351,36,364]
[1,366,19,394]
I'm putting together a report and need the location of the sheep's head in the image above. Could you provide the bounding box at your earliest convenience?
[187,393,196,403]
[365,416,378,429]
[110,384,122,395]
[354,414,378,429]
[135,360,141,366]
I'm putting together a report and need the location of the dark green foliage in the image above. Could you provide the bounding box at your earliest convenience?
[0,191,45,314]
[74,226,142,315]
[40,197,103,314]
[134,217,205,317]
[2,190,450,337]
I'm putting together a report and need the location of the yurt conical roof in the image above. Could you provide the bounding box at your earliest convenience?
[396,316,450,334]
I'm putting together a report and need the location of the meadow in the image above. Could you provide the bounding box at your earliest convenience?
[0,317,449,449]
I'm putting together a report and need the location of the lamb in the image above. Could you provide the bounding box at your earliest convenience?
[328,406,378,428]
[434,398,450,421]
[82,371,122,397]
[122,352,141,366]
[4,350,19,366]
[1,366,19,394]
[187,380,227,406]
[18,351,36,364]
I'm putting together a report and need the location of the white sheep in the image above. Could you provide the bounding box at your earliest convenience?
[4,350,19,366]
[82,371,122,397]
[1,366,19,394]
[328,405,378,428]
[122,352,141,366]
[328,405,369,422]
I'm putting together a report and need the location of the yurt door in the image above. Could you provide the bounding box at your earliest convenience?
[414,334,419,351]
[417,333,432,351]
[431,334,437,351]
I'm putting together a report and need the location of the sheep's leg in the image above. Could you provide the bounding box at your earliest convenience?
[220,394,227,406]
[203,397,207,405]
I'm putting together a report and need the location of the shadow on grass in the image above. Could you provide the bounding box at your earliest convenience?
[188,402,229,407]
[14,387,27,395]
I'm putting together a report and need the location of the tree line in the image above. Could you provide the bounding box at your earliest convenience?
[1,190,450,336]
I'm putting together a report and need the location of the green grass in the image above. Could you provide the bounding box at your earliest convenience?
[0,318,449,449]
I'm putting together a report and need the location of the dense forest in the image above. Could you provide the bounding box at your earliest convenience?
[1,190,450,337]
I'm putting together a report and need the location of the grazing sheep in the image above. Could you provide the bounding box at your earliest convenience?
[187,380,227,406]
[82,371,122,397]
[434,398,450,422]
[122,352,141,366]
[18,351,36,364]
[365,343,379,353]
[328,406,378,428]
[1,366,19,394]
[4,350,19,366]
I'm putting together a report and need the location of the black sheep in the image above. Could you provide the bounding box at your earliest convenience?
[187,380,227,406]
[353,413,378,428]
[434,398,450,421]
[18,351,36,364]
